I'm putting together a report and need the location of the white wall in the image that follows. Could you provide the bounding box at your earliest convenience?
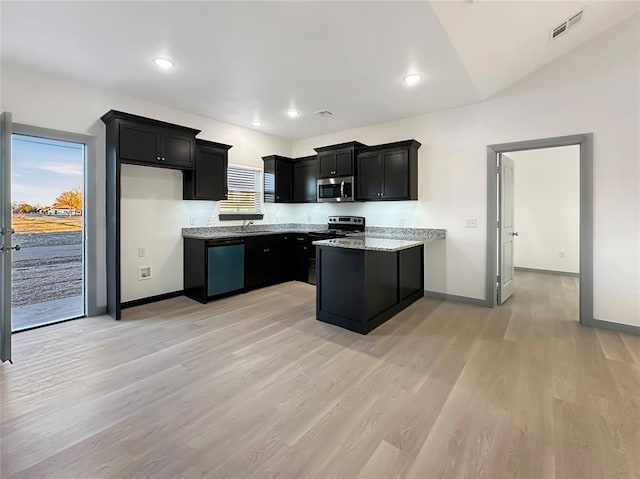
[509,146,580,274]
[291,13,640,327]
[0,64,292,304]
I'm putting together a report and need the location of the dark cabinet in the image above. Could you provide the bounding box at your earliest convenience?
[101,110,201,320]
[355,140,421,201]
[315,141,367,178]
[183,140,232,200]
[118,119,196,170]
[292,235,310,282]
[316,244,424,334]
[293,156,317,203]
[263,155,293,203]
[245,235,285,289]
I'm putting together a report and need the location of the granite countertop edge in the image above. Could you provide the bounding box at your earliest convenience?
[182,224,446,243]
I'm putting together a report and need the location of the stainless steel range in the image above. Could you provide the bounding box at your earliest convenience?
[307,216,365,284]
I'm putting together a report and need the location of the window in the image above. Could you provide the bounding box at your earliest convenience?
[219,164,262,214]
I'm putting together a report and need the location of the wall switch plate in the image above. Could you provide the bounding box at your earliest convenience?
[207,216,216,225]
[189,216,196,226]
[138,247,146,258]
[138,266,152,281]
[465,218,477,228]
[559,251,566,258]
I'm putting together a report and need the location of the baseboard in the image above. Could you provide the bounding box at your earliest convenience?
[423,290,489,307]
[515,267,579,277]
[122,290,184,309]
[589,318,640,336]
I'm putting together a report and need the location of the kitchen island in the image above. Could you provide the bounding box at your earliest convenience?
[313,235,434,334]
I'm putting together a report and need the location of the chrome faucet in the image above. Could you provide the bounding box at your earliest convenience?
[242,219,254,232]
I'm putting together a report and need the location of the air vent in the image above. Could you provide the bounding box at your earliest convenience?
[313,110,334,117]
[567,10,583,29]
[550,8,584,41]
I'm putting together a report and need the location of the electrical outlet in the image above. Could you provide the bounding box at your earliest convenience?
[138,266,152,280]
[559,251,565,258]
[138,247,146,258]
[189,216,196,226]
[207,216,216,225]
[465,218,477,228]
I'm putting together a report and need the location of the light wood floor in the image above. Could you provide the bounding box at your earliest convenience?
[1,272,639,478]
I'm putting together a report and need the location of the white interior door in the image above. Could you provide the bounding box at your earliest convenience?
[1,112,13,363]
[499,153,516,304]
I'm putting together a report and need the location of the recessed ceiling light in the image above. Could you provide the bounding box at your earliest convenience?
[287,109,300,118]
[252,120,262,127]
[152,57,174,69]
[403,73,423,86]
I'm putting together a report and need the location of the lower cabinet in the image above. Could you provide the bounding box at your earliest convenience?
[185,233,313,304]
[316,244,424,334]
[245,235,286,290]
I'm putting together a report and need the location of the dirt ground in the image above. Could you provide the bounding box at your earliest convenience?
[11,231,82,307]
[12,215,83,233]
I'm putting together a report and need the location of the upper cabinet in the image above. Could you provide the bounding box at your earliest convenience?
[293,156,318,203]
[102,110,200,170]
[314,141,367,178]
[263,155,294,203]
[183,139,232,201]
[356,140,421,201]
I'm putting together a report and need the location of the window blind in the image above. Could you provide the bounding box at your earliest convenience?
[220,165,262,213]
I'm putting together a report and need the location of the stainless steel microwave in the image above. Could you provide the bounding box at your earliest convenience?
[317,176,354,203]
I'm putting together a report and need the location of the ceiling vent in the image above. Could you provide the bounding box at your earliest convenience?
[550,8,584,41]
[313,110,334,117]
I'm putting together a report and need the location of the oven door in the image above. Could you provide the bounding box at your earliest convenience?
[317,176,354,203]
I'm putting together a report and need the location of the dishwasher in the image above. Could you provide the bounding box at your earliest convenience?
[207,239,245,297]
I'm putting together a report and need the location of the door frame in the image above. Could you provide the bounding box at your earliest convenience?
[486,133,593,325]
[12,123,100,318]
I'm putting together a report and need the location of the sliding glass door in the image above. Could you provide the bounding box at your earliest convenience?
[1,112,13,363]
[10,134,86,331]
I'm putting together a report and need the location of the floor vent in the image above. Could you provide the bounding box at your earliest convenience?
[550,8,584,41]
[314,110,334,117]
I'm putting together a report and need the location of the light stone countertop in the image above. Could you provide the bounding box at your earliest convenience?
[312,236,427,252]
[182,224,446,243]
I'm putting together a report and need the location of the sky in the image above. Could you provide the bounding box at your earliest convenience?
[11,134,84,207]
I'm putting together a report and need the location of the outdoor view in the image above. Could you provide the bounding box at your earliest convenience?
[11,134,85,330]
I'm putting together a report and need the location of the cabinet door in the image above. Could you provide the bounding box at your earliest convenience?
[318,153,336,178]
[245,238,267,289]
[119,121,159,164]
[275,160,293,202]
[356,152,382,200]
[294,160,317,203]
[294,243,309,282]
[382,149,409,199]
[161,130,194,169]
[195,146,227,200]
[335,149,353,176]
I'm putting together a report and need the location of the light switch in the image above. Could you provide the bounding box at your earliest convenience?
[189,216,196,226]
[465,218,477,228]
[138,247,146,258]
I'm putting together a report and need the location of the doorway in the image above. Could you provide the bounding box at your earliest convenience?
[486,134,593,325]
[10,133,86,330]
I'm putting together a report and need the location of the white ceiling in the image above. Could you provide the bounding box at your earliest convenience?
[1,1,638,140]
